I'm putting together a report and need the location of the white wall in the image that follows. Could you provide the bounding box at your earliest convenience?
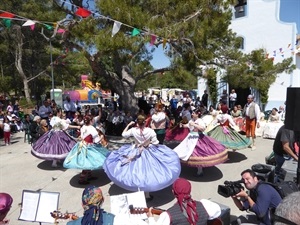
[230,0,299,110]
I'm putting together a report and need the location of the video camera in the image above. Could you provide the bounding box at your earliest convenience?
[218,180,244,198]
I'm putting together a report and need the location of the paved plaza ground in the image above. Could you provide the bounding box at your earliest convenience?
[0,132,275,224]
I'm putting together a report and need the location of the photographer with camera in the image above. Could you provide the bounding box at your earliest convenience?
[231,169,282,225]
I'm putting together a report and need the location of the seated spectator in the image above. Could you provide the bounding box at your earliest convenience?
[29,116,41,144]
[13,116,23,132]
[6,102,13,114]
[0,193,13,224]
[67,186,114,225]
[208,105,217,117]
[123,111,133,126]
[268,108,280,122]
[237,104,242,111]
[13,100,20,117]
[37,119,50,138]
[277,105,285,121]
[111,109,124,136]
[230,105,242,118]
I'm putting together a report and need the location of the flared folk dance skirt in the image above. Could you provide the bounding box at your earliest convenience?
[103,144,181,192]
[165,127,189,142]
[63,142,110,170]
[175,132,228,168]
[207,126,251,150]
[31,130,76,161]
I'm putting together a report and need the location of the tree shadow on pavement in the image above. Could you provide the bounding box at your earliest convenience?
[224,151,247,164]
[180,165,223,182]
[69,169,111,188]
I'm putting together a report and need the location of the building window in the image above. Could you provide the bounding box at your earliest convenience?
[234,0,247,19]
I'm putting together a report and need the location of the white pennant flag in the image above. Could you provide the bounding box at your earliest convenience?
[22,20,36,27]
[112,21,122,37]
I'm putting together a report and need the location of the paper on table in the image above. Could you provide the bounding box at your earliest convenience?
[19,191,40,221]
[18,190,59,223]
[110,191,147,220]
[35,192,60,223]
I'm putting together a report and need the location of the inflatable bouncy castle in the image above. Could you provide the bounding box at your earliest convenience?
[64,75,111,103]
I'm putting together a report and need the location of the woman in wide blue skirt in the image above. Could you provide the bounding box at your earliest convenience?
[103,114,181,193]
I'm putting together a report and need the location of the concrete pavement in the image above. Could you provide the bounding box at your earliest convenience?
[0,132,275,224]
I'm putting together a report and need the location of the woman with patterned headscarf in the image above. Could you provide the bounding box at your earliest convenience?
[147,178,221,225]
[0,193,13,224]
[67,186,114,225]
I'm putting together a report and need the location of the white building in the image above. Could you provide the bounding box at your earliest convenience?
[229,0,300,110]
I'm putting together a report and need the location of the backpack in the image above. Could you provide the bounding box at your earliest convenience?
[262,180,299,199]
[251,163,299,198]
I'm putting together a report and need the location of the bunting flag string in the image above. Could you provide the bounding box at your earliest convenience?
[1,5,300,59]
[112,21,122,37]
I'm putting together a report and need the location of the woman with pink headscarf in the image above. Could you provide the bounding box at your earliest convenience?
[147,178,221,225]
[0,193,13,224]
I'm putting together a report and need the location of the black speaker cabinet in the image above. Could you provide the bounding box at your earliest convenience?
[285,87,300,131]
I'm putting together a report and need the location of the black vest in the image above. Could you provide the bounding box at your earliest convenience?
[167,202,209,225]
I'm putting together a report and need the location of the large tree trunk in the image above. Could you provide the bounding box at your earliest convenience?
[119,67,138,114]
[15,26,32,104]
[89,58,139,114]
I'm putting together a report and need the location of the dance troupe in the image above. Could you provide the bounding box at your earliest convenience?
[30,102,251,215]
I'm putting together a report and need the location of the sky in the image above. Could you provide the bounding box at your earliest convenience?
[150,0,300,69]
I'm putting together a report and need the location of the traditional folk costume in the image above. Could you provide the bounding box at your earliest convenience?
[207,113,251,150]
[173,117,227,176]
[151,108,167,144]
[63,125,109,184]
[164,117,189,144]
[31,116,76,166]
[148,178,221,225]
[103,124,181,192]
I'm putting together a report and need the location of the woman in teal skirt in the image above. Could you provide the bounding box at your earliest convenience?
[63,116,110,184]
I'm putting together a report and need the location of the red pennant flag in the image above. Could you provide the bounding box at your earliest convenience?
[0,12,15,18]
[75,8,92,18]
[150,34,157,46]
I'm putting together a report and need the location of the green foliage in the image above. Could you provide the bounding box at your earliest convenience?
[0,76,13,94]
[225,49,295,104]
[205,68,217,105]
[0,0,295,107]
[136,68,197,91]
[0,0,87,100]
[61,0,241,84]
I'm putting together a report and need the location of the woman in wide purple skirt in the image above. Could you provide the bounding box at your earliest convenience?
[31,109,79,167]
[173,109,228,177]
